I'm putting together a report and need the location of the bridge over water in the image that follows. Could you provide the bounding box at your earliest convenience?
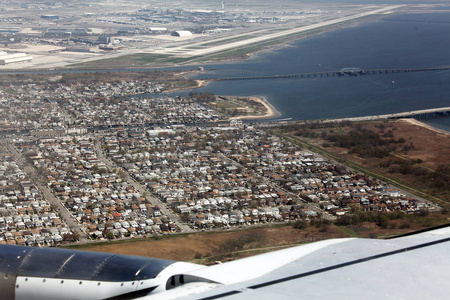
[210,66,450,81]
[327,107,450,122]
[277,107,450,125]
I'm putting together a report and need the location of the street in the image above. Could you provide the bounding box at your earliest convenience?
[2,139,89,242]
[93,137,193,233]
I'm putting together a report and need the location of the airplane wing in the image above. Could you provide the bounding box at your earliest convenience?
[1,227,450,300]
[139,227,450,300]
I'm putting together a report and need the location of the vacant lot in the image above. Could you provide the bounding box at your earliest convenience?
[71,225,348,261]
[341,119,449,171]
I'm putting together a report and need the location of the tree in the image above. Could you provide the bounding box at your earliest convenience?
[377,215,390,229]
[117,169,127,180]
[106,231,114,240]
[293,219,308,229]
[73,232,81,241]
[180,213,191,223]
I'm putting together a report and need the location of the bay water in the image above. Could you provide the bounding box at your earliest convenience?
[184,12,450,131]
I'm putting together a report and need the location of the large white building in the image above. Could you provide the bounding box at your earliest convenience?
[0,52,33,65]
[172,30,193,37]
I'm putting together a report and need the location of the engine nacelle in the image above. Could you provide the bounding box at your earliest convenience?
[0,245,201,300]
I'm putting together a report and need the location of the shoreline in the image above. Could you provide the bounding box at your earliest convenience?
[0,5,416,73]
[400,118,450,136]
[229,96,281,121]
[166,78,281,121]
[194,79,209,89]
[163,78,210,94]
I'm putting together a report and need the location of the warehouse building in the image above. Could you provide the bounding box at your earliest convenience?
[0,52,32,65]
[0,28,21,34]
[41,15,59,21]
[149,27,167,34]
[45,28,88,36]
[171,30,193,37]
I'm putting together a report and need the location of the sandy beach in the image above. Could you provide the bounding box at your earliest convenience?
[401,118,449,136]
[194,79,209,89]
[230,96,281,120]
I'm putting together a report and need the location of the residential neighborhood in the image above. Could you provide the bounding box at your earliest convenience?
[15,136,178,240]
[100,124,431,231]
[0,149,75,246]
[0,76,436,244]
[0,78,221,133]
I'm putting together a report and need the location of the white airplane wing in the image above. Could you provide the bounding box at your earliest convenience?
[1,227,450,300]
[139,227,450,300]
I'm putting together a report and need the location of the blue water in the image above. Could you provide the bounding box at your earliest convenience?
[419,116,450,133]
[182,12,450,131]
